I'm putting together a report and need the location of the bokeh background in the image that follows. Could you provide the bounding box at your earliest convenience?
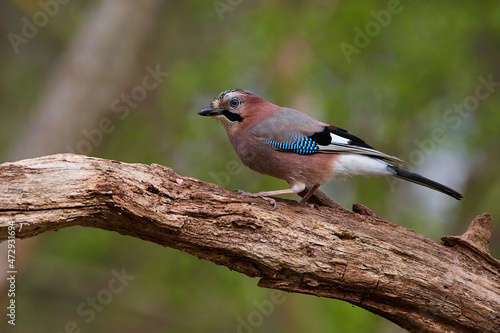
[1,1,499,332]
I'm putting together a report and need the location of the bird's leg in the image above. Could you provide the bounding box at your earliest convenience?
[298,184,320,206]
[252,189,298,197]
[234,188,298,210]
[235,187,322,210]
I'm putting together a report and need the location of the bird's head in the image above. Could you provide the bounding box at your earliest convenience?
[198,89,272,133]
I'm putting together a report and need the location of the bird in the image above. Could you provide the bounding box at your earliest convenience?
[198,89,464,208]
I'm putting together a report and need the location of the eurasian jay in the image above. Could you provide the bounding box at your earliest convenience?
[198,89,463,207]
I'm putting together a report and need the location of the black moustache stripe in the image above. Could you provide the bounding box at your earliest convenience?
[222,110,243,122]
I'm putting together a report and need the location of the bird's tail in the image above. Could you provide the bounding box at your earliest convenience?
[388,165,464,200]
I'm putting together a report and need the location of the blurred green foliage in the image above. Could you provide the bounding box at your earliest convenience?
[1,0,499,332]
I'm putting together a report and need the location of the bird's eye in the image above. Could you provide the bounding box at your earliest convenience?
[229,98,241,108]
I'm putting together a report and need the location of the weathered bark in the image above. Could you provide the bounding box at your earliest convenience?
[0,154,498,333]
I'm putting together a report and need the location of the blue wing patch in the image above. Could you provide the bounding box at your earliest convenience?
[266,135,318,155]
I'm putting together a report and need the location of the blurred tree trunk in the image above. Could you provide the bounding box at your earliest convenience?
[1,154,499,333]
[2,0,164,311]
[8,0,163,161]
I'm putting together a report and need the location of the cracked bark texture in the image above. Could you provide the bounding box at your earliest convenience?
[0,154,499,333]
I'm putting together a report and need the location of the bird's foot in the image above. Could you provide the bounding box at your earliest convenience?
[298,196,321,211]
[298,201,321,211]
[234,189,277,210]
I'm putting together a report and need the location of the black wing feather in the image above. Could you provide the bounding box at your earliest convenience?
[308,127,332,145]
[307,125,401,163]
[327,126,374,149]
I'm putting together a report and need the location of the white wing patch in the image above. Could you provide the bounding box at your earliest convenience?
[316,132,402,163]
[330,133,350,145]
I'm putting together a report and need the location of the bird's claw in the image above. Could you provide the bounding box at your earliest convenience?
[260,196,277,210]
[298,197,321,211]
[233,189,250,195]
[234,189,277,210]
[299,201,321,211]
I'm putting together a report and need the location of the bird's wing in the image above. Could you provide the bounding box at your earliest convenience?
[312,125,401,163]
[252,108,401,163]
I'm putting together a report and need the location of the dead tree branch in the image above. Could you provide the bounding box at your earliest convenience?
[0,154,498,333]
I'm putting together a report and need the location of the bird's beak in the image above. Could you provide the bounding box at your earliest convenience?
[198,106,224,116]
